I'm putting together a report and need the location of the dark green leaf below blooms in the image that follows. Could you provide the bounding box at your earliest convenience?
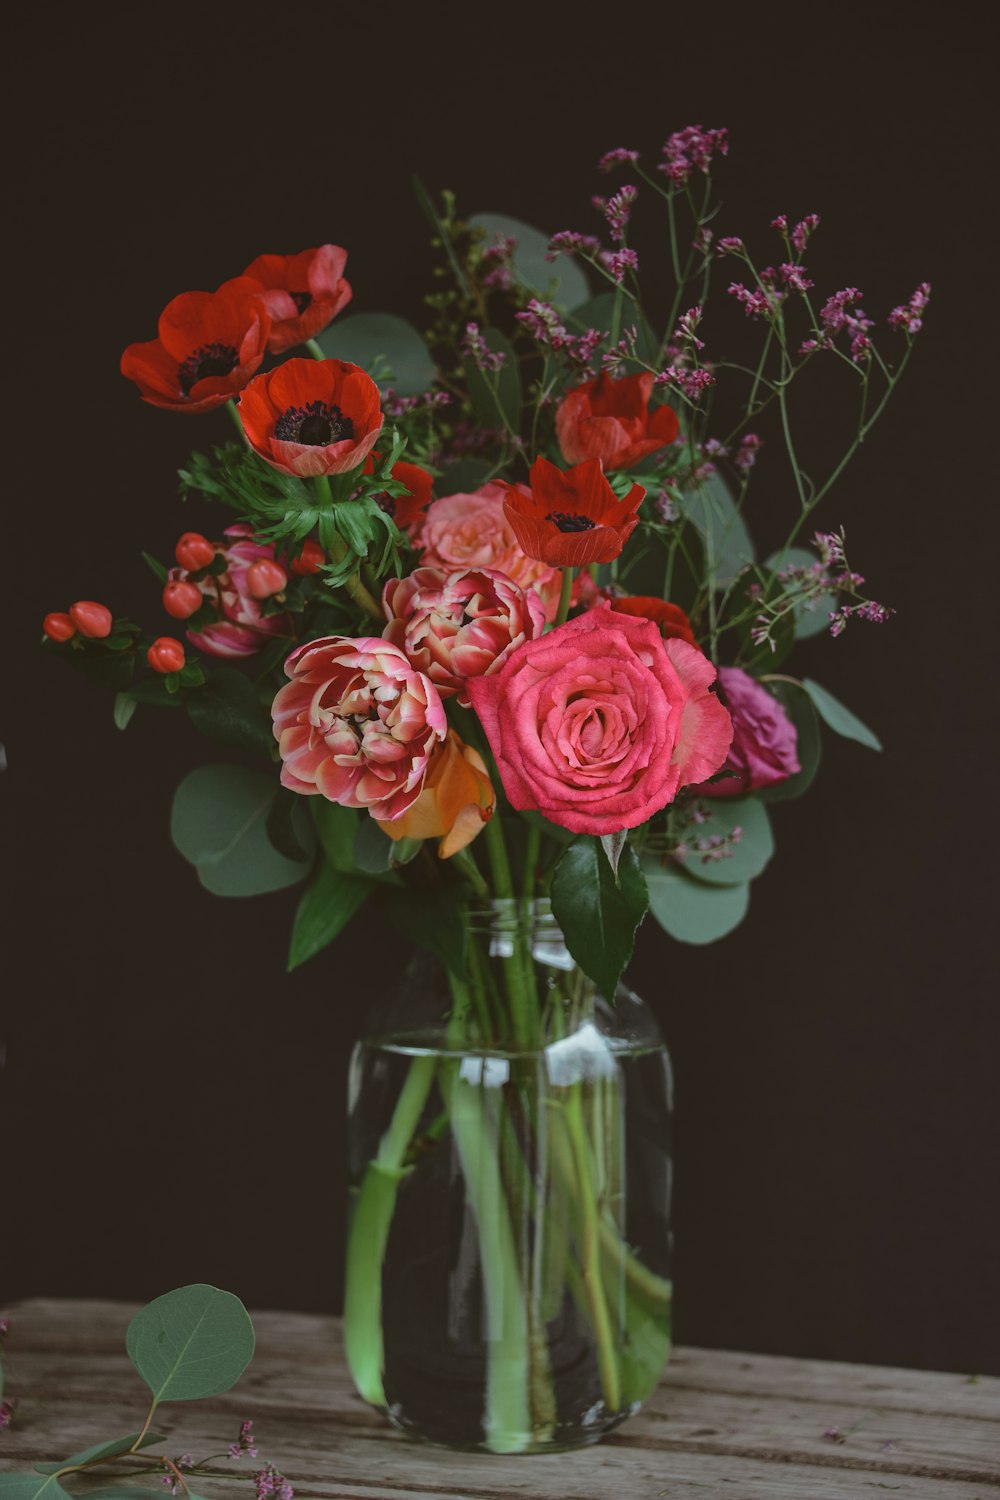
[551,836,649,999]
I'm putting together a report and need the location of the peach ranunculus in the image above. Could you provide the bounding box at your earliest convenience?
[467,602,733,836]
[185,524,291,660]
[418,484,562,620]
[376,731,495,857]
[556,370,680,470]
[382,565,546,706]
[272,636,447,821]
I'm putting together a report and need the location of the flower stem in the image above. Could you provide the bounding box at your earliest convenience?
[311,475,383,621]
[305,338,326,361]
[225,399,250,446]
[554,567,574,628]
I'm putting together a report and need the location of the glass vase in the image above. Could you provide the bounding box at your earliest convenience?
[344,899,672,1453]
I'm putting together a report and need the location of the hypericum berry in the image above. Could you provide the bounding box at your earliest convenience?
[43,611,77,642]
[175,531,215,572]
[162,580,204,619]
[246,559,288,599]
[69,601,113,639]
[290,538,325,576]
[147,637,186,674]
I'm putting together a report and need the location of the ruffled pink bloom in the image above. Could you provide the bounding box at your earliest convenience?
[698,666,800,797]
[468,603,733,836]
[383,566,546,707]
[185,524,291,659]
[418,484,562,620]
[271,636,447,820]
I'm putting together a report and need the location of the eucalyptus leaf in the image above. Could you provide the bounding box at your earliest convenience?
[683,469,755,583]
[463,327,522,434]
[675,796,774,887]
[266,787,318,863]
[0,1477,74,1500]
[803,678,882,751]
[35,1432,168,1475]
[469,212,590,310]
[438,457,498,495]
[125,1284,254,1403]
[288,859,372,971]
[186,668,275,758]
[312,799,360,873]
[764,546,832,639]
[551,837,648,998]
[353,817,403,880]
[171,765,312,897]
[644,861,750,945]
[757,681,822,803]
[317,313,437,396]
[565,292,660,367]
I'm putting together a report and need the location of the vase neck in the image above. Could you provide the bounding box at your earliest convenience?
[465,897,575,973]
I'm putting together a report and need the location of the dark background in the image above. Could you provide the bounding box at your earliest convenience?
[4,6,998,1375]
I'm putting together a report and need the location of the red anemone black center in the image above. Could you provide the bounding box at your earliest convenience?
[546,511,596,532]
[177,342,239,396]
[274,400,354,446]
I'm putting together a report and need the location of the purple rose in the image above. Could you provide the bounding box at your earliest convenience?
[699,667,800,797]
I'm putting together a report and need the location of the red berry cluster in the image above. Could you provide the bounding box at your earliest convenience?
[43,601,113,641]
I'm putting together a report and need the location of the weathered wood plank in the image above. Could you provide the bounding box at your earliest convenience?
[1,1300,997,1500]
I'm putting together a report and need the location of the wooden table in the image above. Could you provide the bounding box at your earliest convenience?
[1,1301,997,1498]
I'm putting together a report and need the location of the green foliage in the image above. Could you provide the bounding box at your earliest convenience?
[266,786,318,861]
[462,328,522,433]
[676,796,774,887]
[317,313,437,396]
[764,546,832,639]
[469,212,590,309]
[644,860,750,944]
[804,678,882,751]
[34,1432,167,1475]
[288,858,372,971]
[757,681,822,803]
[185,668,275,758]
[438,457,498,495]
[126,1284,254,1403]
[170,764,313,897]
[0,1476,74,1500]
[566,292,660,367]
[352,818,406,880]
[380,882,468,977]
[113,693,138,731]
[312,799,360,872]
[683,468,755,584]
[551,837,649,998]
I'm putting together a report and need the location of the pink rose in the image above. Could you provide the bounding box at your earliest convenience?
[185,524,291,659]
[271,636,447,820]
[382,565,546,706]
[418,484,562,620]
[698,666,800,797]
[468,603,733,835]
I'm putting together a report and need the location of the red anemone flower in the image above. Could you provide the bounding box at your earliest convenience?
[362,453,434,532]
[608,595,696,644]
[120,283,271,414]
[238,358,383,477]
[236,245,353,355]
[502,456,645,567]
[556,370,680,470]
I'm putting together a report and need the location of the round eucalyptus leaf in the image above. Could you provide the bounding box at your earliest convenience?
[126,1284,254,1403]
[683,469,755,583]
[0,1478,74,1500]
[566,292,660,366]
[674,796,774,887]
[171,765,312,897]
[803,677,882,751]
[764,546,830,639]
[644,861,750,945]
[469,212,590,309]
[317,313,437,396]
[35,1432,167,1475]
[757,681,822,803]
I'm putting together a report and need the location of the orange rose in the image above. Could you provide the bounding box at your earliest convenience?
[376,731,494,857]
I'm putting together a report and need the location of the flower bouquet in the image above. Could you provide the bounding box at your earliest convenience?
[43,125,926,1453]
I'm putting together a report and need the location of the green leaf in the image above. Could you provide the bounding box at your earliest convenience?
[352,817,403,880]
[0,1476,74,1500]
[757,681,822,803]
[644,861,750,945]
[463,328,522,433]
[171,765,312,897]
[185,668,275,758]
[312,799,360,873]
[683,469,755,583]
[288,858,372,971]
[764,546,832,640]
[803,678,882,751]
[265,787,318,862]
[566,292,660,367]
[125,1284,254,1403]
[551,837,648,998]
[469,212,590,310]
[318,313,437,396]
[380,883,467,976]
[674,796,774,887]
[141,551,169,583]
[35,1431,168,1474]
[81,1489,177,1500]
[113,693,138,731]
[438,457,498,495]
[123,678,183,708]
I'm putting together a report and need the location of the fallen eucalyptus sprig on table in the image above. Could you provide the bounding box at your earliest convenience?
[0,1286,292,1500]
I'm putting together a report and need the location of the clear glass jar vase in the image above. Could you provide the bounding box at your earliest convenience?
[344,900,672,1453]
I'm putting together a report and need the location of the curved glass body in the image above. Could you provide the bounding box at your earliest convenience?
[345,901,672,1453]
